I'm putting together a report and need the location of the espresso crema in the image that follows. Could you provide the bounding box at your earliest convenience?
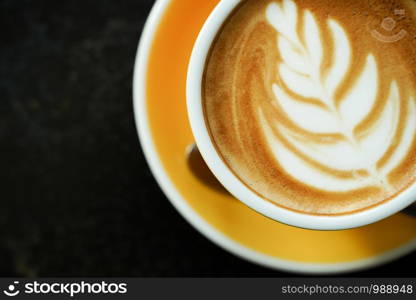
[203,0,416,215]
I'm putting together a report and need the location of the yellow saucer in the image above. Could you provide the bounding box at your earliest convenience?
[133,0,416,274]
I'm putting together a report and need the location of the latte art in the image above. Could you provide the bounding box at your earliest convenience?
[262,1,415,192]
[203,0,416,215]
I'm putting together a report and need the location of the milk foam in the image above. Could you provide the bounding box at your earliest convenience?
[203,0,416,214]
[263,0,416,192]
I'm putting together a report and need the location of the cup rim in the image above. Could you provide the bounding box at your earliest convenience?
[186,0,416,231]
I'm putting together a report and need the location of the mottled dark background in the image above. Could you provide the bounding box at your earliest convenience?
[0,0,414,277]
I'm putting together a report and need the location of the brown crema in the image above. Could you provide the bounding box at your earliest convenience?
[203,0,416,215]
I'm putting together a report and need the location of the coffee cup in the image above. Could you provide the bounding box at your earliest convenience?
[187,0,416,230]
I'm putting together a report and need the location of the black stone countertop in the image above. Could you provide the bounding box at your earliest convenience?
[0,0,414,277]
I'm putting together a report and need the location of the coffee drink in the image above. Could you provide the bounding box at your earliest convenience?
[203,0,416,215]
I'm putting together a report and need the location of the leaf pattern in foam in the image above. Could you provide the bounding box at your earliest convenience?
[277,83,400,172]
[264,0,414,191]
[339,55,378,131]
[303,11,323,71]
[278,64,321,98]
[272,4,326,101]
[381,97,416,175]
[273,84,338,134]
[358,82,400,167]
[266,1,299,47]
[278,38,308,74]
[325,20,351,97]
[280,127,364,171]
[259,110,374,192]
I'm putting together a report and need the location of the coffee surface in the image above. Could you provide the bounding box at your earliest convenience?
[203,0,416,215]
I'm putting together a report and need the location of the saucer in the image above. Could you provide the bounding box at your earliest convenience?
[133,0,416,274]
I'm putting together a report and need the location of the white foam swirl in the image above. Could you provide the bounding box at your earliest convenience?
[263,0,416,192]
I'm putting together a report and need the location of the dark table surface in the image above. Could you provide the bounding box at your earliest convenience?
[0,0,414,277]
